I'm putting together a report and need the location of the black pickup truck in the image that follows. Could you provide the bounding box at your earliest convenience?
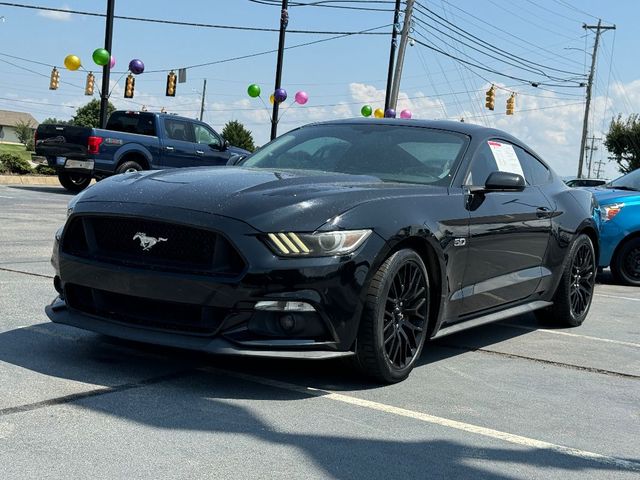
[35,111,250,191]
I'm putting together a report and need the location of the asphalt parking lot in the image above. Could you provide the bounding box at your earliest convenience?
[1,184,639,479]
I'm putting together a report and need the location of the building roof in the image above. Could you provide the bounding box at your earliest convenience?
[0,110,39,128]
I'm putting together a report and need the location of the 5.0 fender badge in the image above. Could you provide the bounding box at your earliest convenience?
[453,238,467,247]
[133,232,168,251]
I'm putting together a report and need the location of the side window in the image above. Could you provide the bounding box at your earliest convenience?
[194,124,220,146]
[466,142,499,186]
[466,140,526,185]
[514,146,551,185]
[164,119,194,143]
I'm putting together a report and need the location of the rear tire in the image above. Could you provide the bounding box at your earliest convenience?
[57,172,91,192]
[116,161,143,174]
[355,249,430,383]
[536,233,595,327]
[611,237,640,286]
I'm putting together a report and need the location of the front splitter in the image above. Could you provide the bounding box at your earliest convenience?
[45,297,354,360]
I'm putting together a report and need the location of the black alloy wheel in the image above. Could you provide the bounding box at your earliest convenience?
[356,249,430,383]
[569,242,596,317]
[536,233,596,327]
[612,238,640,286]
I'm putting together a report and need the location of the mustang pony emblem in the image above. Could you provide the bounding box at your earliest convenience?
[133,232,168,251]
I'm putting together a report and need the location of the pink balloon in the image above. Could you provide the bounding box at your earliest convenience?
[109,55,116,69]
[400,109,412,119]
[295,91,309,105]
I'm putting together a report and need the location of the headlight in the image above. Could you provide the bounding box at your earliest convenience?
[600,203,624,222]
[264,230,372,257]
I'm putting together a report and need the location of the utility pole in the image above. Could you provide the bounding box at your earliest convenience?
[389,0,415,111]
[199,78,207,121]
[593,158,606,179]
[585,136,601,178]
[577,19,615,178]
[384,0,402,111]
[270,0,288,140]
[99,0,115,129]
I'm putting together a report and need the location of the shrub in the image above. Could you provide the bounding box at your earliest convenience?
[35,164,56,175]
[0,153,33,174]
[25,137,35,152]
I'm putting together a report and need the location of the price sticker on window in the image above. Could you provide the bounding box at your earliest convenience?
[488,141,523,177]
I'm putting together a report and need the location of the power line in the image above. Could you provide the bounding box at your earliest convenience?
[0,1,390,34]
[413,3,585,78]
[247,0,395,12]
[438,0,585,69]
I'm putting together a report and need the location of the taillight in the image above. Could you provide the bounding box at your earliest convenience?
[87,136,103,154]
[601,203,624,222]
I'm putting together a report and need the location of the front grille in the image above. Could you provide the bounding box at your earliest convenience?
[61,215,245,276]
[65,284,227,335]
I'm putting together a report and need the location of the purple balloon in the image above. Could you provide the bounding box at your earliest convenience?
[274,88,287,103]
[129,58,145,75]
[109,55,116,69]
[384,108,396,118]
[400,109,412,119]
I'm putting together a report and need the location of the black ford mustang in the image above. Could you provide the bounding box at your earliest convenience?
[47,119,599,383]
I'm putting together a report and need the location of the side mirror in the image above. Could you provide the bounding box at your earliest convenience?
[226,154,246,166]
[484,171,525,191]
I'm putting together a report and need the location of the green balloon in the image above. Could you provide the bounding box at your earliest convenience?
[92,48,110,66]
[247,84,261,98]
[361,105,373,117]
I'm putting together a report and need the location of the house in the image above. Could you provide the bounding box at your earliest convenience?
[0,110,39,144]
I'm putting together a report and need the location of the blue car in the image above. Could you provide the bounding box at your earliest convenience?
[592,168,640,285]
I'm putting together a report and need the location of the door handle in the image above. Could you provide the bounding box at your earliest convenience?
[195,150,204,156]
[536,207,552,218]
[165,146,175,151]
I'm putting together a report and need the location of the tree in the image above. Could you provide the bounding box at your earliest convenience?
[42,117,72,125]
[71,99,116,128]
[222,120,256,152]
[14,119,34,145]
[604,114,640,173]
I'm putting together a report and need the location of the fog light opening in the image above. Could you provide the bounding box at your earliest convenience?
[279,314,296,332]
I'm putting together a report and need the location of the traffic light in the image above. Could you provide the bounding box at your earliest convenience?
[506,93,516,115]
[49,67,60,90]
[124,73,135,98]
[84,72,95,96]
[165,70,177,97]
[485,85,495,111]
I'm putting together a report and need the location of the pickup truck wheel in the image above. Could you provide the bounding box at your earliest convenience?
[116,161,143,174]
[57,172,91,192]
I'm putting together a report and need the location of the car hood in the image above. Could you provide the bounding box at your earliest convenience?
[76,167,442,232]
[589,187,640,205]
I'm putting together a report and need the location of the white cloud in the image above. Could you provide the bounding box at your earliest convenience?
[37,6,72,22]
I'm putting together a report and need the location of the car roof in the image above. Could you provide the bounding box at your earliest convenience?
[306,117,522,141]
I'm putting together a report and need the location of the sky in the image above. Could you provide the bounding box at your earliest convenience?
[0,0,638,179]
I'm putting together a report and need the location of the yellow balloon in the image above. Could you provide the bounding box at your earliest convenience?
[374,108,384,118]
[64,54,81,71]
[269,94,275,105]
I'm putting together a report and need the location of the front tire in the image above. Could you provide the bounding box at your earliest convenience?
[611,238,640,286]
[536,233,596,327]
[355,249,429,383]
[57,172,91,192]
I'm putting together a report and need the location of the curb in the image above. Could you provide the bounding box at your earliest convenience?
[0,175,60,186]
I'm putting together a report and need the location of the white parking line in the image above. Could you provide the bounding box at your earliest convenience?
[501,323,640,348]
[207,367,640,472]
[595,293,640,302]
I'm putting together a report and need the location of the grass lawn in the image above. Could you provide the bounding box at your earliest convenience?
[0,143,34,163]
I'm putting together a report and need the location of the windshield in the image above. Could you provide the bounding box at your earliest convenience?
[608,168,640,191]
[242,124,469,185]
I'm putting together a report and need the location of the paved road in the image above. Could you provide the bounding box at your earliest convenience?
[1,185,638,479]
